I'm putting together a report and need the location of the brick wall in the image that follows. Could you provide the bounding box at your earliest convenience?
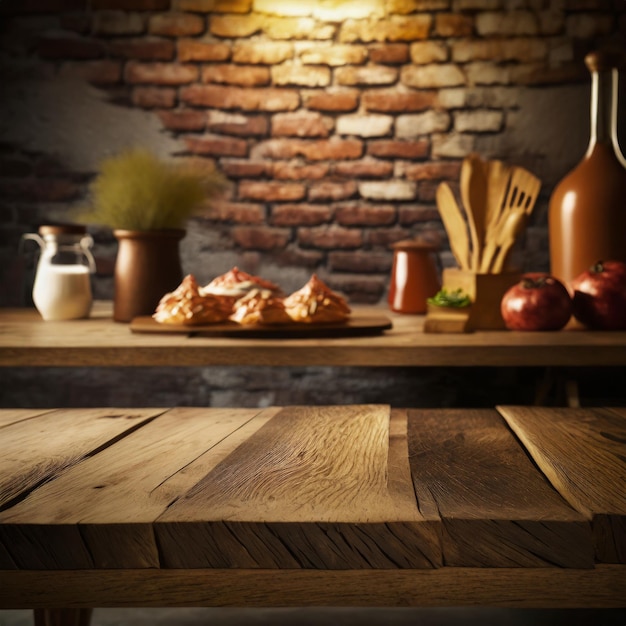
[1,0,625,305]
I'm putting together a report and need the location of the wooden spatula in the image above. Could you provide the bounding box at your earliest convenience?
[489,208,527,273]
[436,182,470,271]
[460,154,487,271]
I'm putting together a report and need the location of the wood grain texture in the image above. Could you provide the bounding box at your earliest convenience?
[406,408,592,568]
[1,566,624,609]
[497,405,626,564]
[157,405,441,569]
[0,407,270,569]
[3,303,626,367]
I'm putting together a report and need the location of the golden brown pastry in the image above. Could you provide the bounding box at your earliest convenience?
[153,274,230,325]
[230,288,291,326]
[284,274,351,323]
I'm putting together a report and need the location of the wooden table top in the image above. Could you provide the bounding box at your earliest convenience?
[0,405,624,609]
[2,302,626,367]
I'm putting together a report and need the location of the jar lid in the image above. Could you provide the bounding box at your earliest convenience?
[39,223,87,237]
[391,238,439,251]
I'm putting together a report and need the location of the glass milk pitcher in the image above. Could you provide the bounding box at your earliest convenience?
[22,224,96,320]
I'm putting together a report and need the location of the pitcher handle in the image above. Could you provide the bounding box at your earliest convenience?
[81,235,97,273]
[19,233,44,255]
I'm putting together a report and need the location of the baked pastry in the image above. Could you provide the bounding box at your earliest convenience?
[230,289,291,326]
[284,274,351,323]
[153,274,230,325]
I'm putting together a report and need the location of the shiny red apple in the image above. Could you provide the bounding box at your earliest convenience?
[501,273,572,331]
[571,260,626,330]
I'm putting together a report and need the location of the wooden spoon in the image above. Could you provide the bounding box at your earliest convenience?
[460,154,487,272]
[436,182,470,271]
[489,208,527,273]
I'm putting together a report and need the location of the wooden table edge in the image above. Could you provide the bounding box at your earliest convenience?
[1,566,624,609]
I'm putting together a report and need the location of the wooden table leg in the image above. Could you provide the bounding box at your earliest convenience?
[33,608,93,626]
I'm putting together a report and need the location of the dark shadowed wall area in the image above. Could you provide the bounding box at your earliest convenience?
[1,0,625,408]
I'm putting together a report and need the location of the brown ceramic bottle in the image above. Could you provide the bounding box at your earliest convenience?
[549,50,626,287]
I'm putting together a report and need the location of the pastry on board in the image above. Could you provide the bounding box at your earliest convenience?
[153,274,231,325]
[283,274,351,323]
[230,288,291,326]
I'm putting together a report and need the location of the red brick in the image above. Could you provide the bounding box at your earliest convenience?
[304,90,359,112]
[202,64,270,87]
[157,109,206,131]
[177,39,230,62]
[125,61,199,84]
[232,41,293,64]
[403,161,461,181]
[108,37,174,60]
[239,180,306,202]
[386,15,432,41]
[308,180,358,202]
[62,60,122,84]
[204,200,265,224]
[417,180,438,202]
[208,112,269,137]
[175,0,251,12]
[131,86,177,108]
[265,16,335,40]
[327,276,384,304]
[300,44,368,66]
[398,204,441,225]
[251,138,362,161]
[0,178,79,202]
[362,89,436,112]
[335,65,398,86]
[184,134,248,157]
[232,226,291,250]
[335,203,396,226]
[273,246,324,268]
[210,14,262,38]
[369,43,409,64]
[1,0,86,13]
[181,85,299,111]
[149,12,205,36]
[60,13,92,33]
[435,13,474,37]
[332,160,393,178]
[271,162,330,180]
[272,112,332,138]
[92,11,146,35]
[272,64,331,87]
[38,35,105,59]
[271,204,333,226]
[366,227,412,247]
[367,140,429,159]
[92,0,168,8]
[328,250,392,273]
[222,160,268,178]
[298,225,362,249]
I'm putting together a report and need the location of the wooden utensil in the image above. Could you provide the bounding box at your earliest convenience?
[483,159,512,251]
[460,154,487,271]
[489,208,527,273]
[436,182,470,271]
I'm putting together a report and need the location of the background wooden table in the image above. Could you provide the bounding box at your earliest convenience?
[2,302,626,367]
[1,405,624,613]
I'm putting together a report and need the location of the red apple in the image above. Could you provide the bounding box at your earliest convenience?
[571,260,626,330]
[501,273,572,331]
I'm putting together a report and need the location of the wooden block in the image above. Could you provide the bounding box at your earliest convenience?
[423,304,471,334]
[497,405,626,564]
[442,268,520,330]
[406,408,593,568]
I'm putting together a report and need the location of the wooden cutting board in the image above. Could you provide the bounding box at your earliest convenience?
[129,314,392,338]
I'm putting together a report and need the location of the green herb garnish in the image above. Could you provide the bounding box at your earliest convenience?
[427,288,471,308]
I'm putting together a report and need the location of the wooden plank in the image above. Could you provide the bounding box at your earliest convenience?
[0,407,269,569]
[406,408,592,568]
[0,409,55,429]
[0,408,163,511]
[3,304,626,367]
[1,566,624,609]
[497,406,626,564]
[158,405,441,569]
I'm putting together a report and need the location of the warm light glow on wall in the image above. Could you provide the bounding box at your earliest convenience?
[253,0,385,21]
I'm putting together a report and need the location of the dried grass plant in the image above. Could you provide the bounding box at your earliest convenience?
[82,148,226,231]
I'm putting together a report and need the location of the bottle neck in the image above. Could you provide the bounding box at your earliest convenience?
[588,68,626,165]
